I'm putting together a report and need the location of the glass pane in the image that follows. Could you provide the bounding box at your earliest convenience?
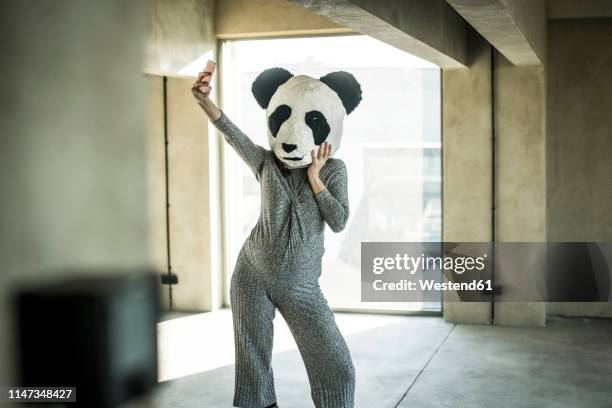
[221,35,441,312]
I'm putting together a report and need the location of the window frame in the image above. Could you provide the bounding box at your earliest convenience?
[216,34,444,315]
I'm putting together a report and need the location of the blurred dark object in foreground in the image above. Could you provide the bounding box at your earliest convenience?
[546,243,610,301]
[14,272,160,408]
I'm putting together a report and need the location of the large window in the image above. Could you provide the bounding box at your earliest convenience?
[221,35,441,312]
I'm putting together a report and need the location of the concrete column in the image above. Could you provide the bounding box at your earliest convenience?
[0,0,149,385]
[442,31,493,324]
[493,55,546,326]
[167,76,219,311]
[146,75,222,312]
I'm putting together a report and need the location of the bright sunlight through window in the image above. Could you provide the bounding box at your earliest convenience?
[220,35,441,312]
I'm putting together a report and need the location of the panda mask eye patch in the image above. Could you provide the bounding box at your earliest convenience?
[268,104,292,137]
[305,110,331,145]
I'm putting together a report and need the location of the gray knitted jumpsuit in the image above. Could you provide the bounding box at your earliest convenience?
[212,111,355,408]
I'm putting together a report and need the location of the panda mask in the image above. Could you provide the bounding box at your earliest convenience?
[252,68,362,169]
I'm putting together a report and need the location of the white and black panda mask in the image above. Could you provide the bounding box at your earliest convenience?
[252,68,362,169]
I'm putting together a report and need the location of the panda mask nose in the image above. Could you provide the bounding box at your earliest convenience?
[282,143,297,153]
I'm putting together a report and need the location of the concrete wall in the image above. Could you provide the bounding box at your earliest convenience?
[145,0,216,75]
[216,0,351,38]
[0,0,149,385]
[442,31,492,324]
[171,76,216,311]
[546,19,612,318]
[146,75,222,312]
[547,0,612,20]
[493,54,546,326]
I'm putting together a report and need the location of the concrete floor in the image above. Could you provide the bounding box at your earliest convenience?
[147,311,612,408]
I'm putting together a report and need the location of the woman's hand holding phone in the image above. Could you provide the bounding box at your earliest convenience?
[192,60,216,102]
[191,60,221,121]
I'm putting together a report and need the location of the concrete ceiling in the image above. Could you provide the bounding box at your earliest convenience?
[547,0,612,20]
[289,0,611,69]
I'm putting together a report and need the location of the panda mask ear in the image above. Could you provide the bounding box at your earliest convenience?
[251,67,294,109]
[319,71,362,114]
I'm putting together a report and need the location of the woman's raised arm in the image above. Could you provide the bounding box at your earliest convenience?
[192,64,266,177]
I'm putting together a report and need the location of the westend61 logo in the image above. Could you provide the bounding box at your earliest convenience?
[360,242,612,303]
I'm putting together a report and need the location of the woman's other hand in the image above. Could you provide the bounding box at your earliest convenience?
[308,142,332,178]
[307,142,332,195]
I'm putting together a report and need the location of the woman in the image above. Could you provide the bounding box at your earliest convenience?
[191,64,359,408]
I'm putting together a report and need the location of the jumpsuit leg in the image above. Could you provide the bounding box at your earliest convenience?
[274,279,355,408]
[230,256,277,408]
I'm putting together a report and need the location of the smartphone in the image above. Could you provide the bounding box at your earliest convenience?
[204,60,216,79]
[199,60,216,93]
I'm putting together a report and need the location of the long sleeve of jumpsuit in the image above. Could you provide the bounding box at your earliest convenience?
[211,110,355,408]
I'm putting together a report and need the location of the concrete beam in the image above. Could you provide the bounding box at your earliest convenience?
[288,0,469,69]
[215,0,352,38]
[547,0,612,20]
[446,0,546,66]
